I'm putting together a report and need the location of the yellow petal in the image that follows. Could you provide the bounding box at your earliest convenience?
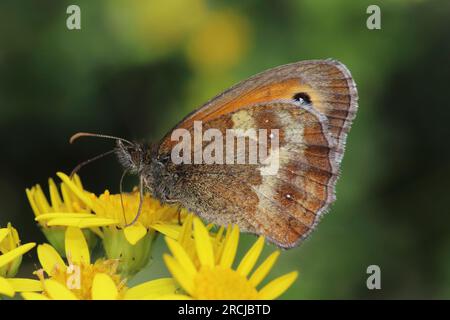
[0,242,36,268]
[179,214,194,244]
[79,218,120,227]
[57,172,94,208]
[219,225,239,268]
[193,218,214,267]
[91,273,118,300]
[60,183,74,212]
[214,226,225,248]
[165,237,197,277]
[48,178,63,210]
[35,213,96,221]
[7,223,19,245]
[34,184,51,213]
[237,236,264,277]
[152,223,181,239]
[21,292,50,300]
[258,271,298,300]
[0,276,15,297]
[8,278,43,292]
[163,254,195,295]
[72,173,83,190]
[213,226,226,264]
[44,279,78,300]
[0,228,9,243]
[25,188,41,217]
[124,278,177,300]
[124,223,147,245]
[249,251,280,287]
[65,227,90,265]
[37,243,67,275]
[47,217,119,228]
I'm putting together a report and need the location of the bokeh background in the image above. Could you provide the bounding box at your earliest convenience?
[1,0,449,299]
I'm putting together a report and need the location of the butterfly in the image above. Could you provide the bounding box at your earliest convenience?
[71,59,358,249]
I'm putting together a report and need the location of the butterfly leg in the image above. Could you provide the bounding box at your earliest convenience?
[176,205,182,226]
[163,195,182,225]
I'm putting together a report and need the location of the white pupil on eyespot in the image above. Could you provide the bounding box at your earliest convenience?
[286,194,292,199]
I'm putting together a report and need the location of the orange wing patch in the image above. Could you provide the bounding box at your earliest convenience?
[159,59,357,161]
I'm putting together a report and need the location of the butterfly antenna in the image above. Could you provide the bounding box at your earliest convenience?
[119,169,129,225]
[124,176,144,227]
[70,149,116,178]
[70,132,134,146]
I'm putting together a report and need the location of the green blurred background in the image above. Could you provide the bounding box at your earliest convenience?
[1,0,449,299]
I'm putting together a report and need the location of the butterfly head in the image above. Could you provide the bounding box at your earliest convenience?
[69,132,153,178]
[69,132,159,227]
[115,140,150,175]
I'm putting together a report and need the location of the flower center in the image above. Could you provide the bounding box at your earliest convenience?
[193,265,258,299]
[44,259,125,300]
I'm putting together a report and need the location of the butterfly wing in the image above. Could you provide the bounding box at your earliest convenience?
[158,100,338,248]
[155,59,358,248]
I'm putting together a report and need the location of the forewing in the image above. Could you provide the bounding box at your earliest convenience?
[159,59,358,165]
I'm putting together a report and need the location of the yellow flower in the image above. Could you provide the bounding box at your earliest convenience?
[0,224,35,278]
[34,172,185,276]
[163,216,298,299]
[26,174,98,255]
[39,172,183,243]
[0,223,40,297]
[22,226,177,300]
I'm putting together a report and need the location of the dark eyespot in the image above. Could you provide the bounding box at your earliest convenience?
[293,92,312,104]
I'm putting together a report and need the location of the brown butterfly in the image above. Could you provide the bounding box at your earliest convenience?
[71,59,358,249]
